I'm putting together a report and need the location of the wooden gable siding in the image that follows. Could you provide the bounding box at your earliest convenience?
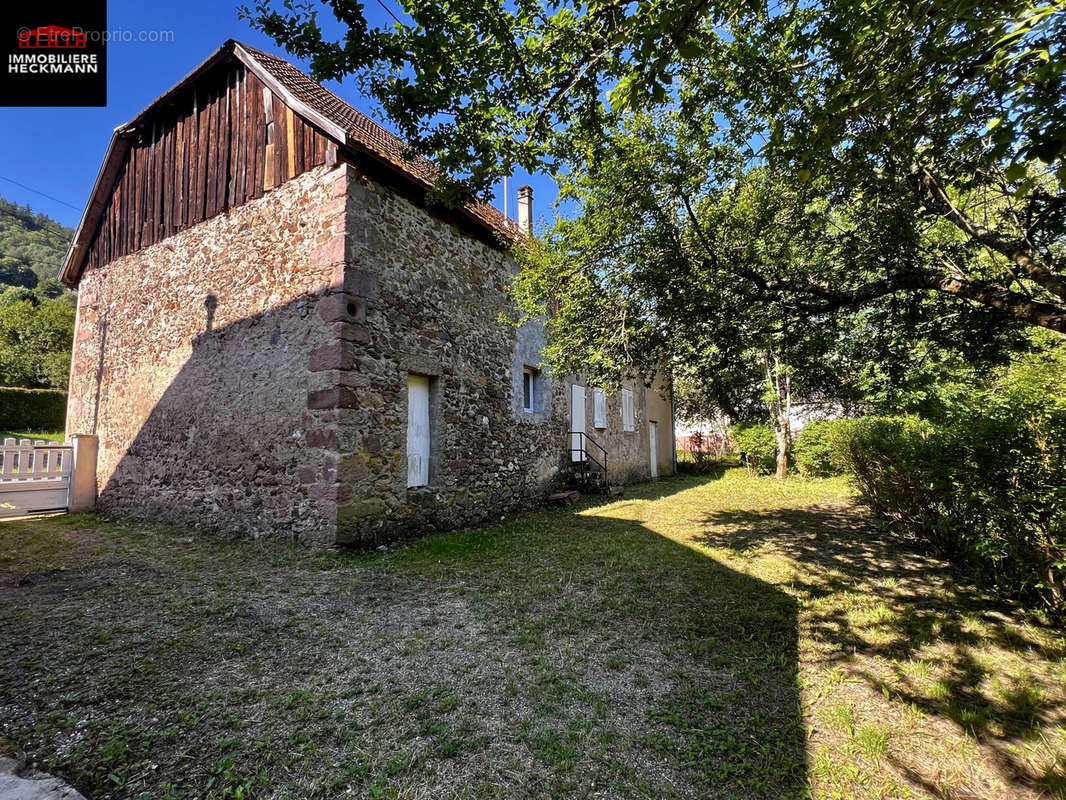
[83,62,332,272]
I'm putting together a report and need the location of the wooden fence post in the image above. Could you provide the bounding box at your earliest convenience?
[69,434,98,513]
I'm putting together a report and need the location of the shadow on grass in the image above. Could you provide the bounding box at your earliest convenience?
[388,498,809,798]
[695,503,1066,797]
[675,459,734,481]
[0,497,807,799]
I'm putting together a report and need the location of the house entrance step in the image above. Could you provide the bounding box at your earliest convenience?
[549,490,581,506]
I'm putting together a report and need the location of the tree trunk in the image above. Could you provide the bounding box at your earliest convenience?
[763,352,792,480]
[774,423,790,481]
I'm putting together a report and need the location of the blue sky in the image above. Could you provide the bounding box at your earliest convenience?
[0,0,557,231]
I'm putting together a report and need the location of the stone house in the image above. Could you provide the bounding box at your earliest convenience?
[60,40,676,546]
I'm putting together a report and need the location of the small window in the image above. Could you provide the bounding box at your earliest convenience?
[593,388,607,429]
[621,388,635,432]
[522,367,537,412]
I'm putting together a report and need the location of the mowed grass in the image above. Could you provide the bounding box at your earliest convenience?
[0,430,66,443]
[0,469,1063,799]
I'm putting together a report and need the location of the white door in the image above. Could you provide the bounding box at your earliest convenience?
[570,383,586,462]
[407,375,430,487]
[649,421,659,479]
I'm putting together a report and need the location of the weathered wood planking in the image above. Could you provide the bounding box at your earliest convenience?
[82,61,331,272]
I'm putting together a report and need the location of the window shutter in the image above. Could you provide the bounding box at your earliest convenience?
[621,388,634,431]
[593,388,606,428]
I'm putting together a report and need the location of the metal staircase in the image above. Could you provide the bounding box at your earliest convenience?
[566,431,610,494]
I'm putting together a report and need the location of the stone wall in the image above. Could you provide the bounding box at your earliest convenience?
[565,375,675,483]
[67,156,674,548]
[314,164,570,544]
[67,165,347,545]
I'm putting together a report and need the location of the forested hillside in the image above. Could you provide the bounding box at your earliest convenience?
[0,197,76,389]
[0,198,72,290]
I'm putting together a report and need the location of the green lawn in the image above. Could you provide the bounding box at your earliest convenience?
[0,470,1063,799]
[0,430,66,443]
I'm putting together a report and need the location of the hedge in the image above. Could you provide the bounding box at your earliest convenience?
[793,418,856,477]
[834,411,1066,620]
[0,387,67,432]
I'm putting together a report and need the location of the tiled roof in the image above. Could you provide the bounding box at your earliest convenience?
[238,43,517,240]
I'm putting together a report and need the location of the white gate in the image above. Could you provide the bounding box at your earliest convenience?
[0,439,73,518]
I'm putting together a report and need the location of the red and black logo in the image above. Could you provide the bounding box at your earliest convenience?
[2,2,106,107]
[18,25,88,50]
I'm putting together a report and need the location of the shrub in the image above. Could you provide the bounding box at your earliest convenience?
[679,430,715,471]
[0,387,67,432]
[835,402,1066,619]
[793,418,854,477]
[832,415,960,554]
[731,423,776,475]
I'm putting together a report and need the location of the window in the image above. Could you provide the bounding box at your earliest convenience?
[593,388,607,429]
[621,388,635,432]
[522,367,537,412]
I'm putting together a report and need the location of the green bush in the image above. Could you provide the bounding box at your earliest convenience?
[832,415,958,552]
[0,387,66,432]
[731,423,776,475]
[836,398,1066,618]
[793,418,854,477]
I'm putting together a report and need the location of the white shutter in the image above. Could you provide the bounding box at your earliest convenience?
[407,375,430,487]
[593,388,607,429]
[621,388,634,431]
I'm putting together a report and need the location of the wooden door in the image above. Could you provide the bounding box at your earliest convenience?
[570,384,586,462]
[407,375,430,487]
[649,421,659,479]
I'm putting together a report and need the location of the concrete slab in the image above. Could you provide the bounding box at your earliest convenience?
[0,758,85,800]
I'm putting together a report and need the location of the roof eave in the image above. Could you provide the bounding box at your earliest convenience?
[60,132,130,287]
[231,42,350,146]
[60,41,245,287]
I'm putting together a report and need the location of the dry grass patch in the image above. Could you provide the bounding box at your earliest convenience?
[0,469,1063,799]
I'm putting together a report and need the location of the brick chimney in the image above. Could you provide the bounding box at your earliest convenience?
[517,185,533,237]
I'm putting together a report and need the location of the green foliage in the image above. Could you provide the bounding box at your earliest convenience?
[248,0,1066,331]
[731,423,776,476]
[0,387,67,431]
[793,419,854,478]
[0,197,72,287]
[0,197,75,390]
[0,257,37,289]
[0,298,75,389]
[833,415,953,545]
[834,340,1066,618]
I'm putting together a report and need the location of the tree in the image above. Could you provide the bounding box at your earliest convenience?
[0,256,38,289]
[0,298,75,389]
[246,0,1066,330]
[514,155,866,478]
[0,197,76,389]
[0,197,72,288]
